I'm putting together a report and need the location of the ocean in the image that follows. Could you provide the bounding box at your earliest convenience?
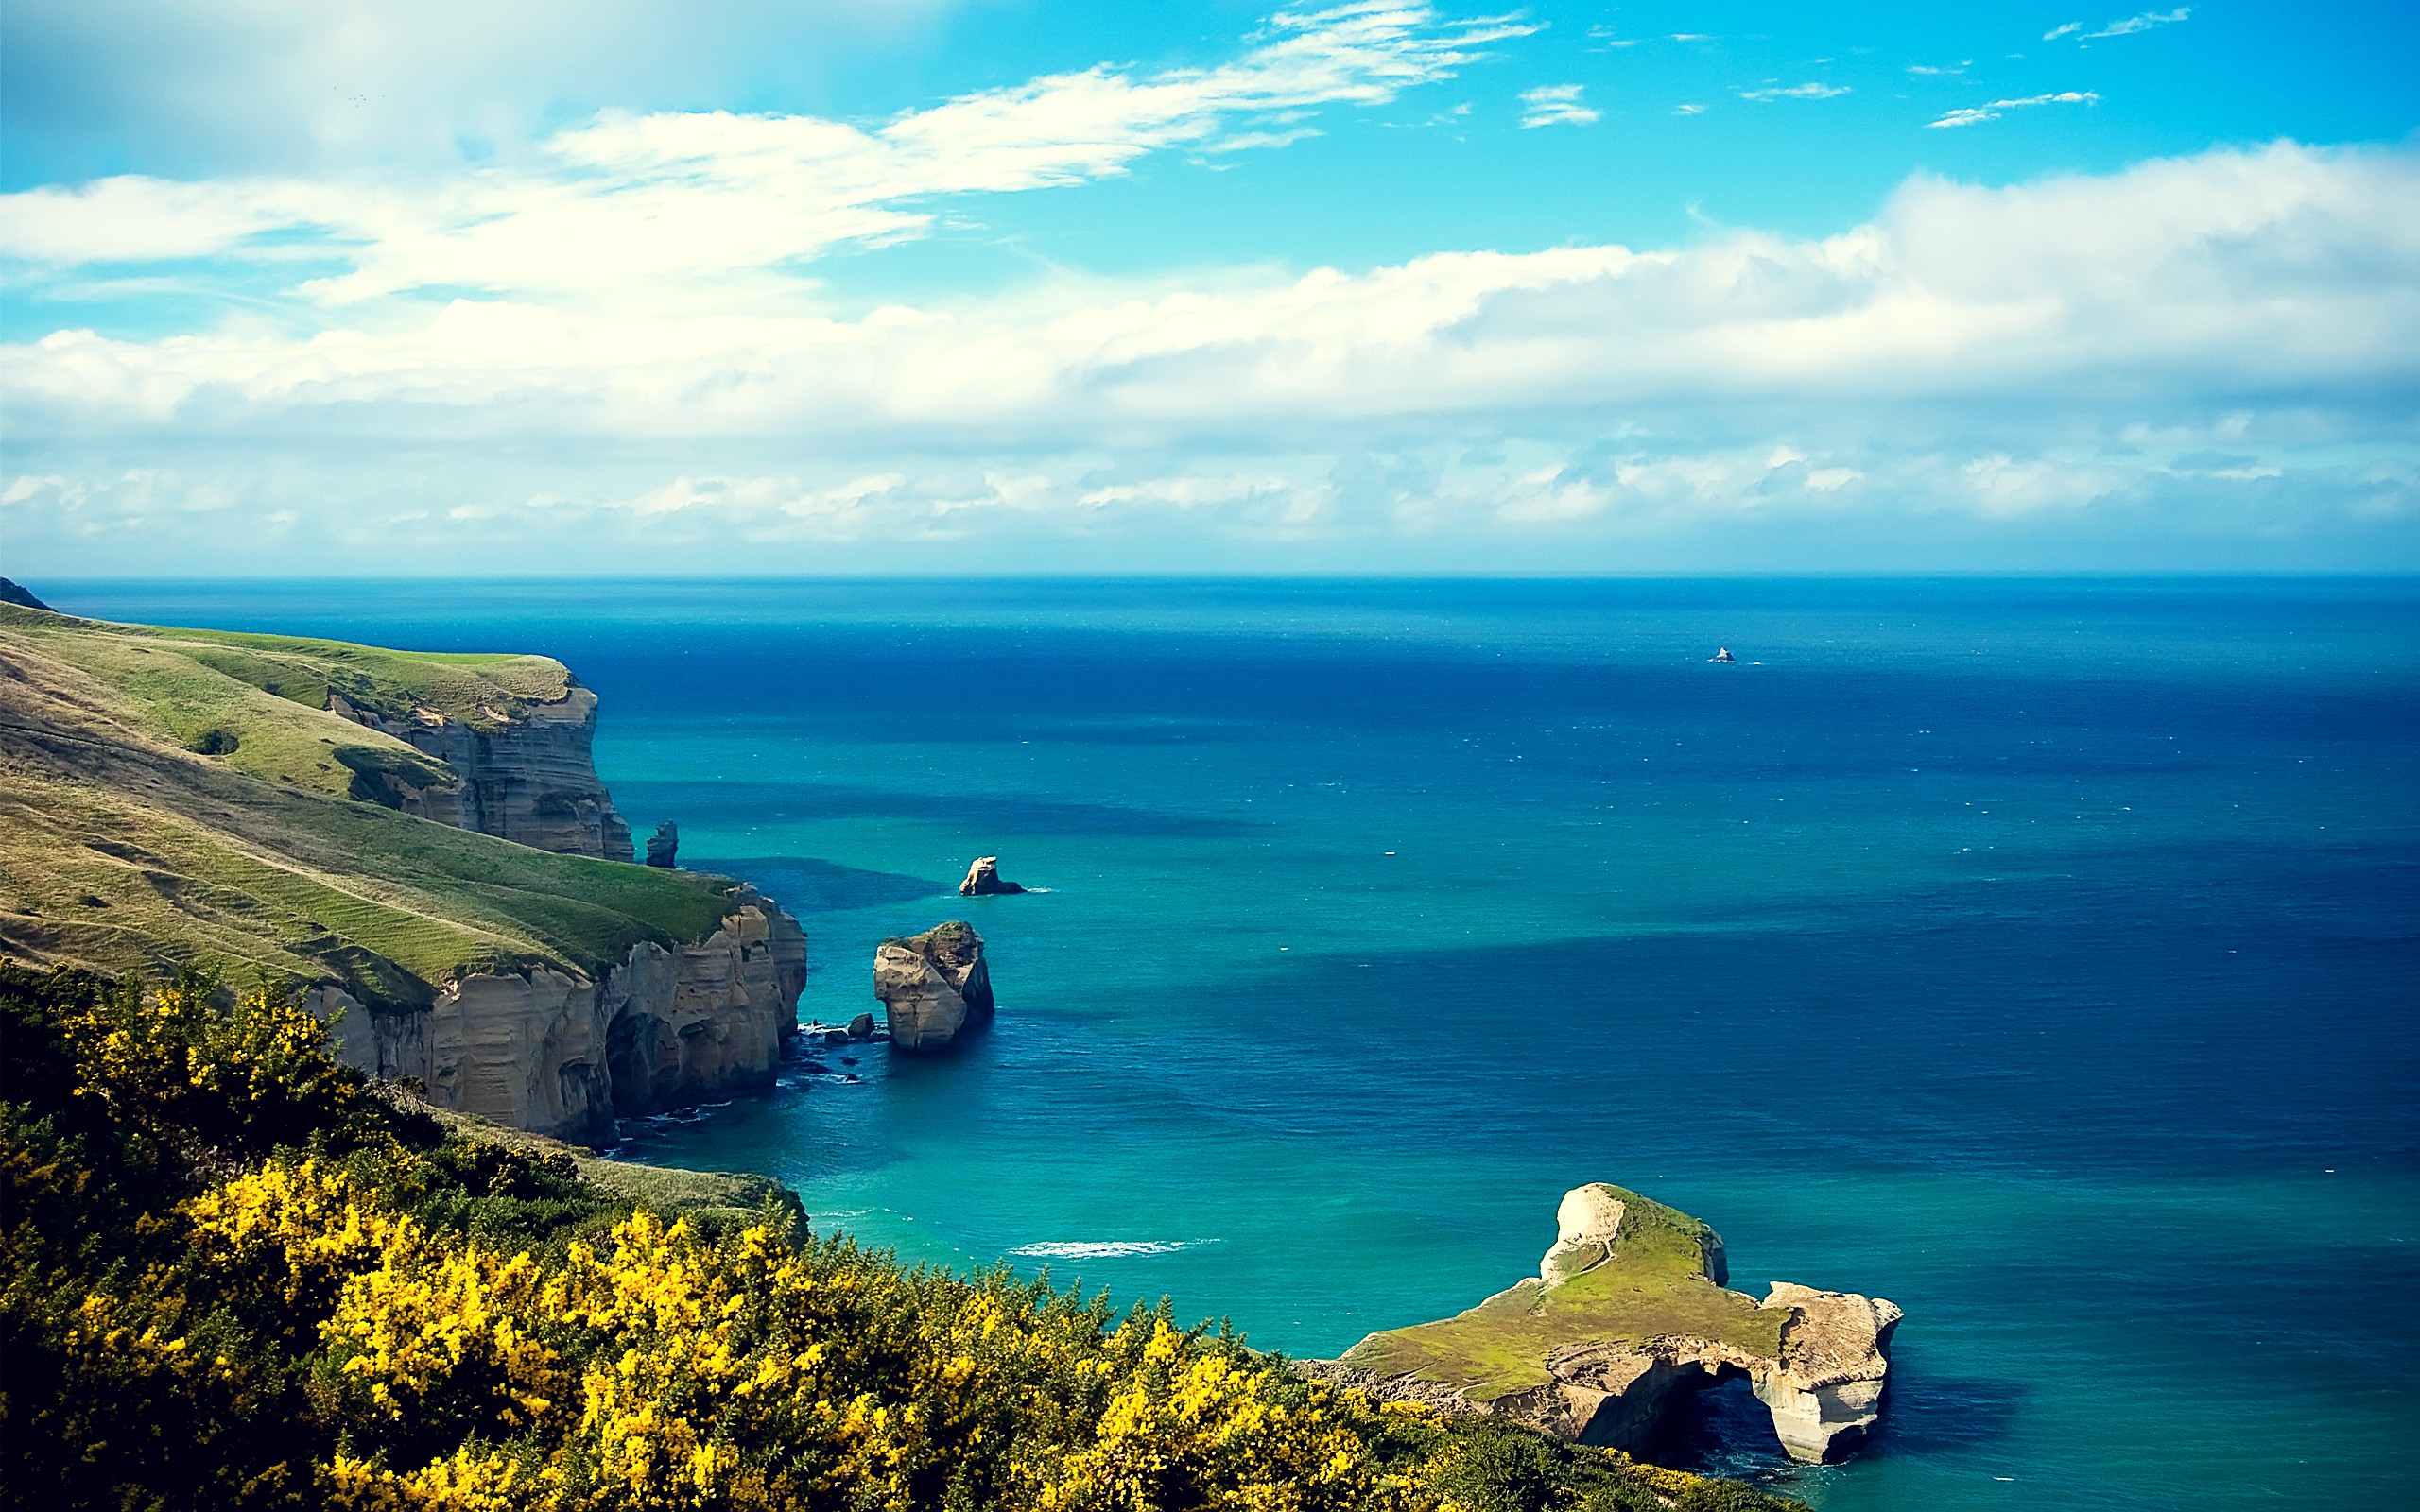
[50,577,2420,1510]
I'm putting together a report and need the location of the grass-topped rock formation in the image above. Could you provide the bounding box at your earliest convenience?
[0,600,804,1144]
[1325,1184,1901,1465]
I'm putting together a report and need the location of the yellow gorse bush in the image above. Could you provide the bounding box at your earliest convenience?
[180,1158,1389,1512]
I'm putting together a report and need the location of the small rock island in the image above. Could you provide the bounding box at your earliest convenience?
[959,855,1026,895]
[873,920,994,1051]
[1319,1183,1900,1464]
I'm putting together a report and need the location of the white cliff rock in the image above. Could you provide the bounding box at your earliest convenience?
[316,886,806,1144]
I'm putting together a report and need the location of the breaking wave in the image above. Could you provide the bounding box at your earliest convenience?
[1007,1239,1210,1260]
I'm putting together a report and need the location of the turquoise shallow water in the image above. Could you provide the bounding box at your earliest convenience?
[53,578,2420,1509]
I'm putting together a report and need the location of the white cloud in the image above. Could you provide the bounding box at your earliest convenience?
[1906,60,1972,77]
[1738,82,1852,102]
[1927,91,2100,129]
[1674,103,1706,116]
[4,140,2416,570]
[2044,23,2085,40]
[1518,84,1600,129]
[9,141,2415,444]
[2085,8,2190,39]
[0,4,1535,307]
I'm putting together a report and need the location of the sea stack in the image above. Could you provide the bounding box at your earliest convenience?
[873,920,994,1051]
[1315,1182,1900,1465]
[959,856,1026,895]
[647,820,680,868]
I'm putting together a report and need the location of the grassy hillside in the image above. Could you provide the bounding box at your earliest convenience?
[0,603,735,1006]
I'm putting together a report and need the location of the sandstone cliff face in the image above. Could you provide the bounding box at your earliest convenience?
[1327,1182,1900,1466]
[873,920,993,1052]
[316,887,806,1144]
[328,683,633,860]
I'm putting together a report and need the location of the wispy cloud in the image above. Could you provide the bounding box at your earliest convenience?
[1927,90,2100,128]
[0,4,1536,307]
[1739,82,1851,102]
[1518,83,1599,128]
[2086,7,2190,37]
[1906,60,1971,77]
[1674,103,1706,116]
[2045,8,2191,42]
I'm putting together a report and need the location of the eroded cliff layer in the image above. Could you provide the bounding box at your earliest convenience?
[315,886,805,1144]
[1323,1183,1901,1465]
[328,682,632,860]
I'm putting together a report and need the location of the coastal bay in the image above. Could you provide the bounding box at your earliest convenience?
[52,576,2420,1511]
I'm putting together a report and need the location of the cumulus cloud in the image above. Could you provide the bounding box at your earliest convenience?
[8,141,2414,446]
[0,4,1533,306]
[1927,91,2100,129]
[3,133,2415,570]
[1518,84,1599,129]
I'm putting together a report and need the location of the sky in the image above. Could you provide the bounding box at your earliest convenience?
[2,0,2416,576]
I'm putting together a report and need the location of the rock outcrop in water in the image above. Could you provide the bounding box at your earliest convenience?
[1318,1183,1900,1465]
[314,885,806,1144]
[958,856,1026,895]
[327,681,633,860]
[647,821,680,868]
[873,920,994,1051]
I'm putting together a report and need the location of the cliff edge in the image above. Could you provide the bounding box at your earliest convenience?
[1321,1183,1900,1465]
[0,601,804,1143]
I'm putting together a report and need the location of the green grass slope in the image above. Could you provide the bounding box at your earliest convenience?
[0,604,738,1007]
[1340,1185,1787,1402]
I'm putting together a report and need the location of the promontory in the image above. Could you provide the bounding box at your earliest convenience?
[0,599,804,1144]
[1316,1182,1901,1465]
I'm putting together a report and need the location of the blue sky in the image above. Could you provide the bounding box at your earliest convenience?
[2,0,2416,574]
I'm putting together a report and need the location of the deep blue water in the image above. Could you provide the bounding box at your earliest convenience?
[48,578,2420,1510]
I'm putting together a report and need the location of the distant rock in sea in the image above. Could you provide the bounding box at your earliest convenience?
[647,820,680,868]
[959,855,1027,895]
[1312,1182,1900,1465]
[874,920,994,1052]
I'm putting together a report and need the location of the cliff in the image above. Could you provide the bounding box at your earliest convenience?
[311,884,804,1143]
[327,680,631,860]
[0,601,804,1143]
[1322,1183,1900,1465]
